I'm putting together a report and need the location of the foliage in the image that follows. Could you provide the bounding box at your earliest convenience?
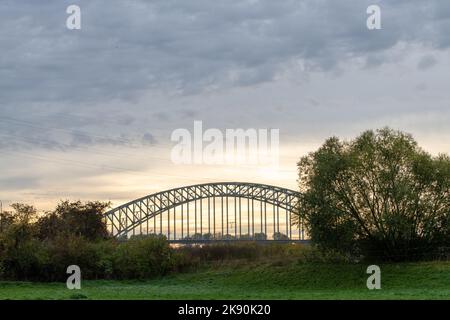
[0,204,43,280]
[174,242,310,266]
[0,201,114,281]
[112,235,172,279]
[0,203,37,239]
[0,199,342,282]
[0,234,48,281]
[297,128,450,261]
[273,232,289,240]
[35,201,110,241]
[9,204,37,224]
[0,212,15,234]
[43,235,116,281]
[253,233,267,240]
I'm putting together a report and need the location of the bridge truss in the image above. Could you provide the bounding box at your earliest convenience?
[104,182,305,242]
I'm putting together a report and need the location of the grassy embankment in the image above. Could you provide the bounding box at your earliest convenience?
[1,260,449,300]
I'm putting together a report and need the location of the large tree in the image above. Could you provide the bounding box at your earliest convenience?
[297,128,449,261]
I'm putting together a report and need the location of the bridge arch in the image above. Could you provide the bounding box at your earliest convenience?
[105,182,304,241]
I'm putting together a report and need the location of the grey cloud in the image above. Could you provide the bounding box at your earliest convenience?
[180,109,199,119]
[153,112,171,122]
[415,83,428,91]
[115,115,136,126]
[0,176,40,191]
[417,55,437,70]
[142,132,157,146]
[69,133,94,146]
[1,0,450,108]
[2,0,449,210]
[0,116,150,151]
[364,54,387,68]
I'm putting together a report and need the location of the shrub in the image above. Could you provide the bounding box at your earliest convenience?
[44,235,116,281]
[0,228,117,281]
[112,235,172,279]
[296,245,355,264]
[0,221,49,281]
[174,242,309,265]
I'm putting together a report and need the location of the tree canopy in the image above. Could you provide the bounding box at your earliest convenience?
[297,128,449,261]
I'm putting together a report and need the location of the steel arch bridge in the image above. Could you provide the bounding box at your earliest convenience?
[104,182,305,242]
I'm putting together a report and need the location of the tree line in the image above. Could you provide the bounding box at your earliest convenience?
[0,201,301,281]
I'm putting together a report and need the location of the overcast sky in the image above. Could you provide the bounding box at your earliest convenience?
[1,0,449,210]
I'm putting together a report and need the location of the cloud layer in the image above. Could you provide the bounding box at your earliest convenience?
[1,0,449,106]
[0,0,449,209]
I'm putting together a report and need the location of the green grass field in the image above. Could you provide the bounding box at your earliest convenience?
[1,260,449,300]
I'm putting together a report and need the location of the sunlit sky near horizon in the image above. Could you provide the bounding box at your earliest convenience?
[1,0,449,211]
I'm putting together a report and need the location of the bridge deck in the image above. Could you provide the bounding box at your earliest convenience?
[168,239,310,245]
